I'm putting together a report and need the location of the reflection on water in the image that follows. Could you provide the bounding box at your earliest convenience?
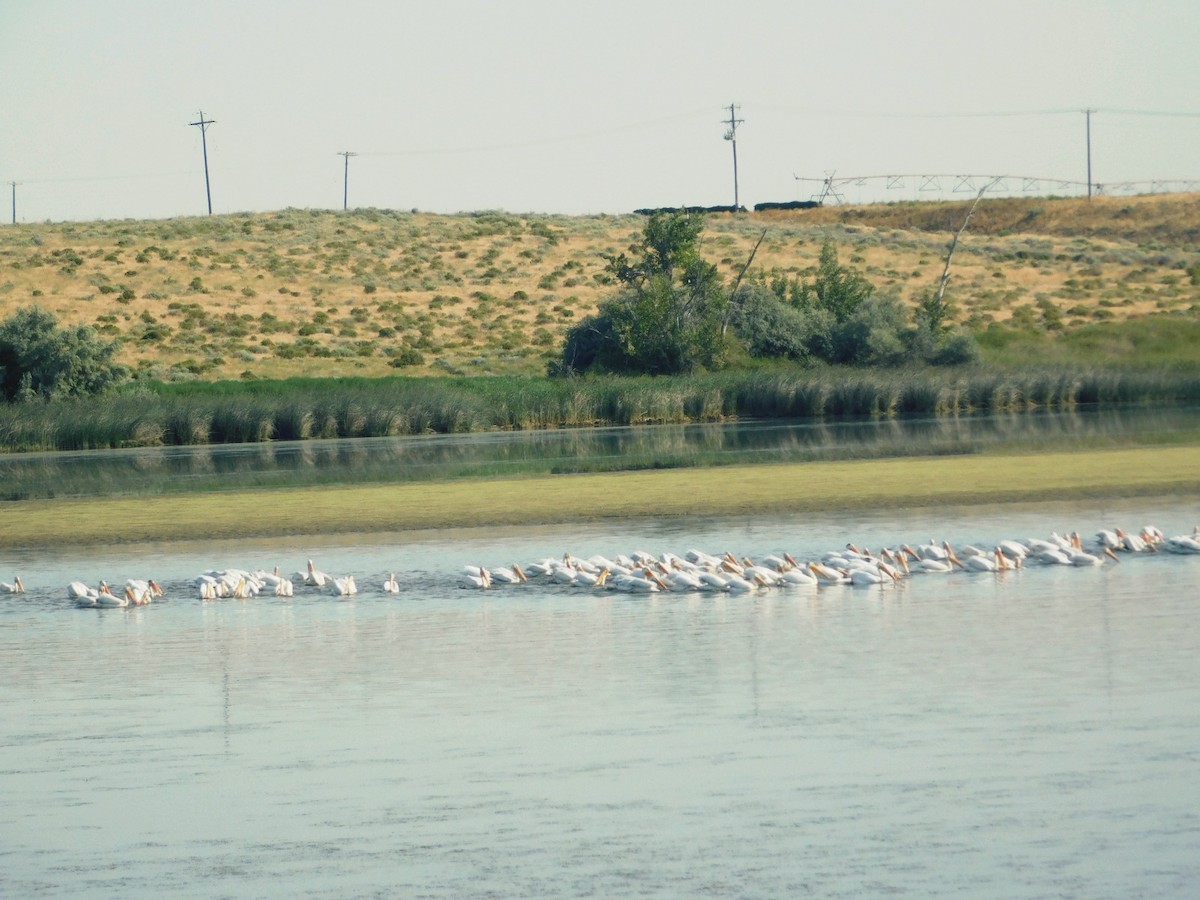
[3,405,1200,499]
[1,501,1198,896]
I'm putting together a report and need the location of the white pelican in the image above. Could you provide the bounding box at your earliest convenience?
[962,552,998,573]
[255,567,293,594]
[808,562,850,585]
[908,557,954,574]
[1068,547,1115,566]
[572,567,610,588]
[723,573,761,593]
[696,570,731,592]
[382,573,400,593]
[126,585,153,606]
[1,576,25,594]
[999,540,1029,561]
[459,566,491,589]
[1116,529,1151,553]
[1035,547,1073,566]
[68,580,94,599]
[126,579,164,599]
[612,571,661,592]
[489,565,528,585]
[778,567,818,587]
[301,559,330,587]
[663,569,705,591]
[1165,534,1200,554]
[95,584,128,607]
[523,559,558,577]
[327,575,357,598]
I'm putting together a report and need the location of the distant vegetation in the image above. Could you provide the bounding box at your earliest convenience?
[554,210,977,376]
[0,194,1196,385]
[1,195,1198,452]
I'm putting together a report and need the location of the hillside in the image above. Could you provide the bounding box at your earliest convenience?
[1,194,1198,381]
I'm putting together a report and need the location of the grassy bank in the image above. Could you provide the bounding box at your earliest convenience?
[4,368,1200,453]
[3,445,1198,548]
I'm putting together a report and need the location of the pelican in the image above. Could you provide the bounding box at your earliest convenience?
[696,570,731,592]
[382,573,400,593]
[612,571,661,593]
[1165,534,1200,554]
[126,579,163,599]
[68,580,94,599]
[1068,547,1116,566]
[908,557,954,574]
[327,575,357,598]
[125,585,153,606]
[777,567,818,587]
[664,568,705,591]
[301,559,330,587]
[95,584,128,607]
[808,562,850,585]
[1115,529,1150,553]
[255,567,293,594]
[572,567,611,588]
[459,566,491,589]
[963,552,998,573]
[723,573,761,593]
[489,565,528,585]
[1,576,25,594]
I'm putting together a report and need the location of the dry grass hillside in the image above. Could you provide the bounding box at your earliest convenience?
[1,193,1198,381]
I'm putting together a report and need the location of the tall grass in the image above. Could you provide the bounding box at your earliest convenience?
[3,369,1200,453]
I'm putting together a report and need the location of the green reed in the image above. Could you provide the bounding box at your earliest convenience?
[3,368,1200,453]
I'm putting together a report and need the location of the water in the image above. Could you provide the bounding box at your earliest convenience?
[4,405,1199,499]
[2,498,1199,897]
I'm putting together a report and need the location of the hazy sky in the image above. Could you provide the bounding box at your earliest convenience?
[3,0,1198,222]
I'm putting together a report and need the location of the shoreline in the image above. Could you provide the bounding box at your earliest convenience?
[3,445,1199,549]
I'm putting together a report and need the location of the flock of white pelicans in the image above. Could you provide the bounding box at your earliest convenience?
[54,560,370,607]
[457,524,1200,592]
[1,524,1195,608]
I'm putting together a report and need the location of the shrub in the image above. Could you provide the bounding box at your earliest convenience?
[0,306,129,401]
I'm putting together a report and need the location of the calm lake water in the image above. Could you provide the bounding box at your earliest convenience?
[2,497,1199,897]
[4,405,1199,499]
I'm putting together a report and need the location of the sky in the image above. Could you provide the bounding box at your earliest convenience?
[2,0,1199,223]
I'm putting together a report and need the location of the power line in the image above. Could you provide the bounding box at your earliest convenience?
[188,110,216,215]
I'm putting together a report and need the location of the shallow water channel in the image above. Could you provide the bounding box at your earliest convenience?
[2,496,1199,897]
[4,405,1200,499]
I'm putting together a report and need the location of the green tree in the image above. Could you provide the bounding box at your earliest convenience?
[796,240,874,322]
[554,212,729,375]
[0,306,129,401]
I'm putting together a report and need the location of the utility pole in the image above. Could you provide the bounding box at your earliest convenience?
[722,103,744,210]
[338,151,358,210]
[7,181,17,224]
[1084,108,1095,199]
[189,110,216,214]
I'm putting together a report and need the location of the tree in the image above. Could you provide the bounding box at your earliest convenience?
[0,306,128,401]
[796,240,875,322]
[554,211,729,376]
